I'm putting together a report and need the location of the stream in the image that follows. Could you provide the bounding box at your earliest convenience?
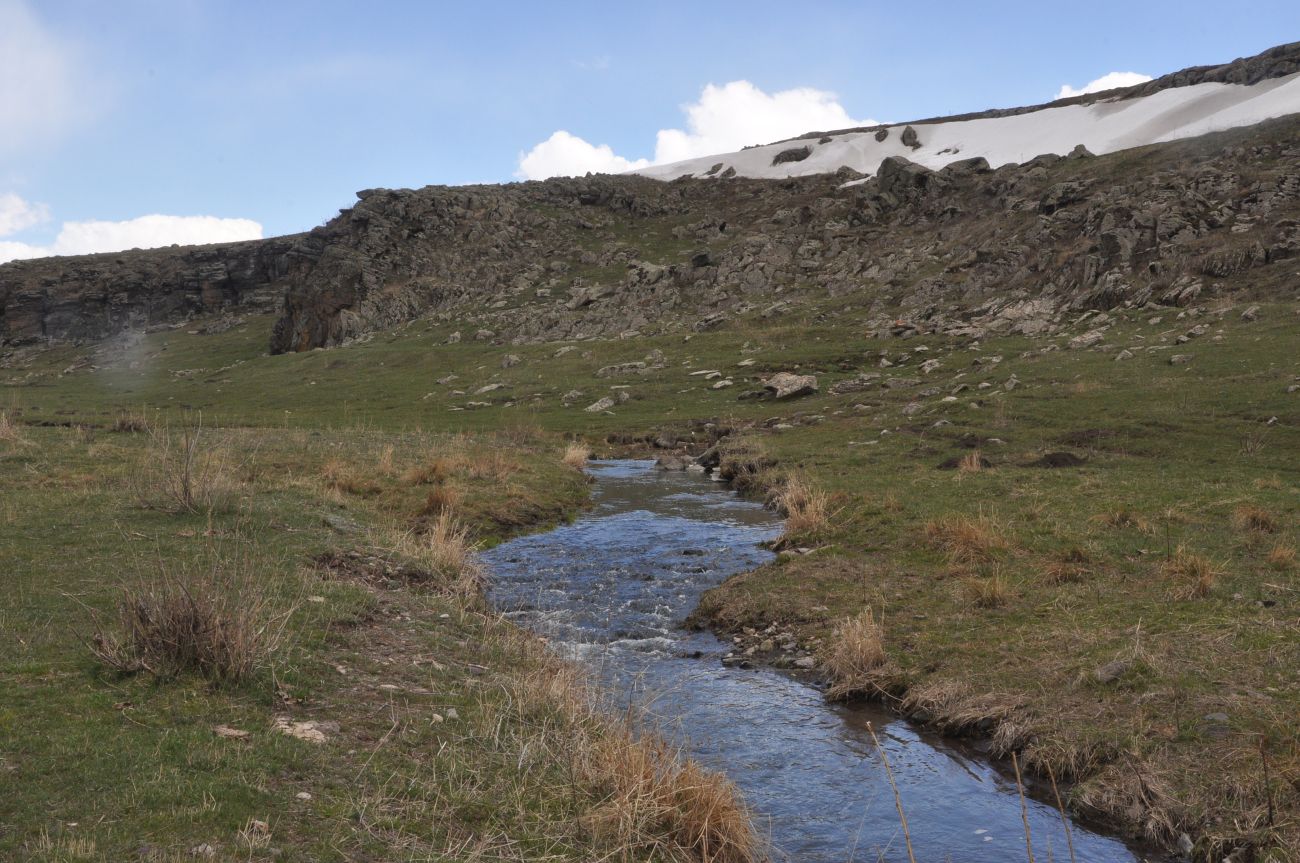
[482,460,1147,863]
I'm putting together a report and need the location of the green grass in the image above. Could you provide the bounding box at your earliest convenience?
[3,296,1298,858]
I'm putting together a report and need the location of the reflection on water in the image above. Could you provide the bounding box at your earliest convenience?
[483,460,1143,863]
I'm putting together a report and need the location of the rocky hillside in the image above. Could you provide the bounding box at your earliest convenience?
[3,43,1300,356]
[261,119,1300,355]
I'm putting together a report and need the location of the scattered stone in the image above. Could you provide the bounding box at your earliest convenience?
[1240,305,1260,321]
[712,379,734,389]
[322,514,363,535]
[213,725,249,740]
[919,358,943,374]
[190,843,217,858]
[500,354,521,368]
[1169,354,1193,365]
[295,792,312,801]
[584,396,616,412]
[656,456,687,471]
[1114,349,1134,361]
[273,717,337,744]
[474,383,504,394]
[1093,659,1132,684]
[793,657,817,669]
[446,331,461,344]
[596,361,647,378]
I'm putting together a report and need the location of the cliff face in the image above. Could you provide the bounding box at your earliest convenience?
[0,236,305,347]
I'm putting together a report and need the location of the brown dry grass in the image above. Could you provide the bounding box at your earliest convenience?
[1266,542,1296,570]
[321,457,382,497]
[1232,503,1278,534]
[0,410,31,447]
[958,449,985,473]
[1094,508,1155,534]
[109,411,152,434]
[401,457,450,486]
[773,476,830,547]
[488,629,762,863]
[923,513,1011,565]
[965,569,1011,608]
[562,440,592,470]
[1160,547,1219,598]
[821,608,895,701]
[391,511,485,602]
[90,549,289,685]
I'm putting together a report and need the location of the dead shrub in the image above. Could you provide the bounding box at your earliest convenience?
[821,608,894,700]
[90,550,287,684]
[562,440,592,470]
[130,421,237,514]
[923,513,1011,565]
[773,476,830,547]
[1265,543,1295,570]
[1232,504,1277,534]
[1160,547,1218,598]
[966,569,1011,608]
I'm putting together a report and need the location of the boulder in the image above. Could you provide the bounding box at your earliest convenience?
[763,372,818,399]
[584,396,616,412]
[900,125,921,149]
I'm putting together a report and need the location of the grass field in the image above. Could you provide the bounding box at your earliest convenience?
[3,295,1298,859]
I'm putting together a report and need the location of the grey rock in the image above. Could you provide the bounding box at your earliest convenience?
[584,396,616,412]
[763,372,818,399]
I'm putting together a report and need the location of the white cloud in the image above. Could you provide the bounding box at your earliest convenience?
[0,193,51,237]
[517,131,650,181]
[517,80,876,180]
[1056,71,1153,100]
[0,1,82,157]
[0,214,264,264]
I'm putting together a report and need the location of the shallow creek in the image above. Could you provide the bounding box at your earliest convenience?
[483,460,1145,862]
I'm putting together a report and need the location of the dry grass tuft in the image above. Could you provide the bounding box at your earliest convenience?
[489,633,762,863]
[965,568,1011,608]
[821,608,895,701]
[451,449,518,482]
[923,513,1011,565]
[90,551,287,685]
[0,410,31,447]
[391,511,485,602]
[417,483,463,518]
[110,411,152,434]
[1044,546,1092,584]
[1160,547,1219,598]
[321,457,382,497]
[1094,508,1155,534]
[958,449,985,473]
[773,476,830,547]
[1232,504,1277,534]
[401,457,450,486]
[130,422,238,514]
[562,440,592,470]
[1266,542,1295,570]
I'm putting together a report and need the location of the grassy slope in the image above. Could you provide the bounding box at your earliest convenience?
[3,293,1298,857]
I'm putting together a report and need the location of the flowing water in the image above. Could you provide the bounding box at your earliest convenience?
[483,460,1146,863]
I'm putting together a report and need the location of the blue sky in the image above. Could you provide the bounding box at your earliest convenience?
[2,0,1298,259]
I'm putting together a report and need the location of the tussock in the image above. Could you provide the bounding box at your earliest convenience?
[958,449,985,473]
[924,513,1011,565]
[391,511,485,602]
[966,569,1011,608]
[562,440,592,470]
[321,457,381,496]
[773,475,830,547]
[1232,503,1277,534]
[1160,547,1218,598]
[821,608,894,701]
[0,410,31,447]
[90,549,288,685]
[401,457,449,486]
[109,411,152,434]
[1266,542,1295,570]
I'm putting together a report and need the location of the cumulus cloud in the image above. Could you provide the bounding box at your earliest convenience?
[0,193,51,237]
[517,80,876,180]
[0,213,264,264]
[1056,71,1153,100]
[0,1,83,157]
[517,131,650,181]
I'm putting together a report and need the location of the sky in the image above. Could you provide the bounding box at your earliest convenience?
[2,0,1298,262]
